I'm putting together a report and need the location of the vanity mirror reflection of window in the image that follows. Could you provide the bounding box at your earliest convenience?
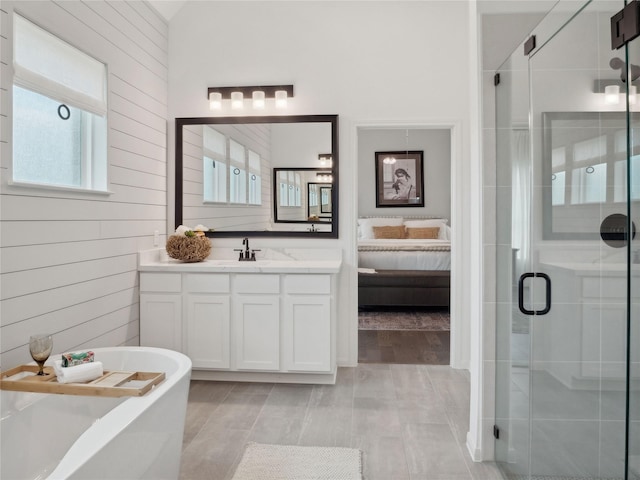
[176,115,339,238]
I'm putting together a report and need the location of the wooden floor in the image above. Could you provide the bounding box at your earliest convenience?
[358,330,450,365]
[179,364,504,480]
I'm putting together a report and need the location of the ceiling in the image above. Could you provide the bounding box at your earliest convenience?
[147,0,187,21]
[148,0,562,22]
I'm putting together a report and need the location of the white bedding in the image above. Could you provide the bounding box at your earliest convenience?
[358,239,451,271]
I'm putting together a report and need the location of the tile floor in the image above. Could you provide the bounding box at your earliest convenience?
[179,364,505,480]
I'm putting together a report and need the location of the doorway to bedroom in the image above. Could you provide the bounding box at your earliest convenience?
[356,126,452,365]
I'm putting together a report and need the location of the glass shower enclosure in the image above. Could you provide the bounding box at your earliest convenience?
[494,1,639,479]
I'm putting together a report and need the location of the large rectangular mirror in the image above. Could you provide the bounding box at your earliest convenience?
[175,115,338,238]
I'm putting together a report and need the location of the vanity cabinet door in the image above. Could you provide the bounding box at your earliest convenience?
[185,294,230,369]
[283,275,331,372]
[140,293,182,352]
[283,295,331,372]
[233,295,280,371]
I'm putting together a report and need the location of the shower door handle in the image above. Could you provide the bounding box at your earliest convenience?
[518,272,551,316]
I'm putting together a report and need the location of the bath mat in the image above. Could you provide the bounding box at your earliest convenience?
[358,309,450,331]
[231,442,362,480]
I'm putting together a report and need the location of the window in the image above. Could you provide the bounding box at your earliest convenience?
[203,127,227,203]
[248,149,262,205]
[229,139,247,204]
[12,14,107,191]
[201,128,264,206]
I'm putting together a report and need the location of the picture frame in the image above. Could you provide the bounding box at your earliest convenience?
[375,151,424,207]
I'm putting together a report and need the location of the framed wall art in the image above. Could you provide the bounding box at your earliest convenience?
[375,150,424,207]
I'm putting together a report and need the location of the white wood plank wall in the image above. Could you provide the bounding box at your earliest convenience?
[0,1,168,368]
[181,123,272,231]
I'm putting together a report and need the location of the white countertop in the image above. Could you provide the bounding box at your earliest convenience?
[138,248,342,274]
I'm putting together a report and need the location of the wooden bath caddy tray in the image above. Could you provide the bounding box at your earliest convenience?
[0,365,165,397]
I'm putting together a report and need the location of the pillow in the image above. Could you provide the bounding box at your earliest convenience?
[358,217,403,239]
[403,219,448,239]
[406,226,440,239]
[441,224,452,240]
[372,225,407,239]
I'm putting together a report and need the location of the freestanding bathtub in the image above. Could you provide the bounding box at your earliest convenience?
[1,346,192,480]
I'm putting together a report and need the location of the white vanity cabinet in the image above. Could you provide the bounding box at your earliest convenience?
[140,273,182,352]
[233,275,280,371]
[138,251,340,384]
[184,274,230,370]
[283,275,331,372]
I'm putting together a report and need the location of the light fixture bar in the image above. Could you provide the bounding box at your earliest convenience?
[207,85,294,100]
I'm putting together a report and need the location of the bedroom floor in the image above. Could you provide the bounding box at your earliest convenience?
[358,307,450,365]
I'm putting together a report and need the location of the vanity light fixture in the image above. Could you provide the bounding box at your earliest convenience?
[316,172,333,183]
[231,91,244,110]
[275,89,288,109]
[319,154,332,167]
[605,85,620,105]
[252,90,266,109]
[207,85,294,111]
[209,92,222,110]
[594,79,638,106]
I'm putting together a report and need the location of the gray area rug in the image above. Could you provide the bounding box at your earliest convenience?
[231,442,362,480]
[358,309,450,331]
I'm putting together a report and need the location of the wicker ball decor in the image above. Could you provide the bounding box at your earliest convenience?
[166,235,211,262]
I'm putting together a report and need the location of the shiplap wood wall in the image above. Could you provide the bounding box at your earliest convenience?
[181,123,272,231]
[0,1,168,368]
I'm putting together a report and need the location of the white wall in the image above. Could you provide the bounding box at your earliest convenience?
[0,1,168,368]
[168,0,472,367]
[357,128,451,220]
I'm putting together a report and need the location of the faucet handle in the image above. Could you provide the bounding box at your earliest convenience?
[250,249,261,261]
[233,248,244,260]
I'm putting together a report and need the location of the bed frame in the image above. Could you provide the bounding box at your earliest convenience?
[357,215,451,309]
[358,269,450,308]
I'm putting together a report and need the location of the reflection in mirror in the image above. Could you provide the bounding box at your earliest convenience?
[272,169,332,223]
[542,112,637,240]
[176,115,338,238]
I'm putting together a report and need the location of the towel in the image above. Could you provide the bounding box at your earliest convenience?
[54,360,104,384]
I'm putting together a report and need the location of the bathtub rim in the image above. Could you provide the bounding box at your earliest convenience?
[39,346,192,479]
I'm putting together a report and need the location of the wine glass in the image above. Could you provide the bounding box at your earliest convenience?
[29,334,53,376]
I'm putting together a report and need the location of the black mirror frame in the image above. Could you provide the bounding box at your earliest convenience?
[175,114,339,238]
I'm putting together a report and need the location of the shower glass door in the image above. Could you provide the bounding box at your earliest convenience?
[495,1,638,478]
[628,23,640,480]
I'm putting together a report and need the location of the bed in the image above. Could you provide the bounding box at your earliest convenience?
[357,216,451,308]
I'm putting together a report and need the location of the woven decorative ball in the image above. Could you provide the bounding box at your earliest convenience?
[165,235,211,263]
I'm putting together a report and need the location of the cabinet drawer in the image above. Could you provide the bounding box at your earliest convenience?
[284,275,330,294]
[185,273,230,293]
[235,274,279,294]
[140,273,181,293]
